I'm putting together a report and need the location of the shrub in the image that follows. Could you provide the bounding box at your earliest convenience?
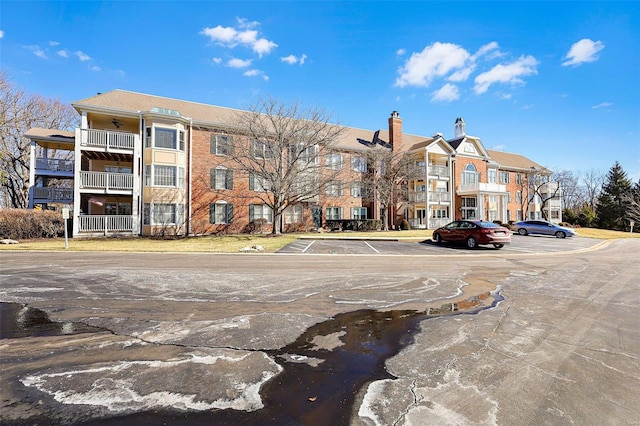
[400,219,410,230]
[0,209,65,240]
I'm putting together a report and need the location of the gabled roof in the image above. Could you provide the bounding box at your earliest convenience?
[487,149,545,172]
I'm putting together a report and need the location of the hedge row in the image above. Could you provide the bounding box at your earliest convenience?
[0,209,66,240]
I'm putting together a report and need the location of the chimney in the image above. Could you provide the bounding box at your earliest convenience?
[388,111,403,152]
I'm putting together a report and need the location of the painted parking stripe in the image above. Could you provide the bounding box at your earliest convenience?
[302,240,316,253]
[363,241,379,253]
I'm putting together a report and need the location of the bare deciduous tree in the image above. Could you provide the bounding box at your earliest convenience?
[362,146,423,231]
[0,72,78,208]
[529,168,562,220]
[224,97,346,234]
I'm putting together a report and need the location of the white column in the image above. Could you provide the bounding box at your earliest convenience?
[72,129,82,237]
[28,141,36,208]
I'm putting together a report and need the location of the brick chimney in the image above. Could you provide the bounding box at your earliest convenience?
[388,111,403,153]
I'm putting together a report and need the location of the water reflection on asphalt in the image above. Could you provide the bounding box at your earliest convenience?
[1,291,501,425]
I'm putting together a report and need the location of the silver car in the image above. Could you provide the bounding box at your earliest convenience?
[513,220,577,238]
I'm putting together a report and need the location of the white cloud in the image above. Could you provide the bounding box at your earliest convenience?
[57,49,69,58]
[90,65,101,72]
[431,83,460,102]
[562,38,604,67]
[472,41,501,61]
[24,45,47,59]
[0,30,4,39]
[75,50,91,61]
[592,101,612,109]
[281,54,307,65]
[228,58,252,68]
[395,42,471,88]
[473,55,538,94]
[396,48,406,56]
[49,41,60,46]
[243,69,269,81]
[491,144,506,151]
[200,18,277,57]
[212,57,222,64]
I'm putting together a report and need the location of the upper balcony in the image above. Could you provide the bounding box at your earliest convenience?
[408,191,451,204]
[427,165,450,179]
[31,187,74,204]
[34,157,74,177]
[78,128,136,153]
[457,181,507,195]
[79,171,134,194]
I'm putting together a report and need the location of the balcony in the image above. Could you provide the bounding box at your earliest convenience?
[78,215,135,235]
[408,191,451,204]
[408,217,450,229]
[79,128,135,151]
[80,171,134,193]
[457,181,506,195]
[35,157,74,176]
[32,187,73,203]
[428,165,450,178]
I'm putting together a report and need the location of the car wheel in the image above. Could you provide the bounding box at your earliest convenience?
[555,231,566,239]
[518,228,528,236]
[493,244,504,249]
[433,233,442,244]
[466,237,478,249]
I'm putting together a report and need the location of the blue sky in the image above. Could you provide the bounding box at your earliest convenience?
[2,1,639,181]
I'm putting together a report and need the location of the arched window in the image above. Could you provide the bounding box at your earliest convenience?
[462,163,479,187]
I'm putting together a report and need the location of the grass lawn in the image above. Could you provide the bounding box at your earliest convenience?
[0,227,636,253]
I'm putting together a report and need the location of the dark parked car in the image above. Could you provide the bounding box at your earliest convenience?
[512,220,577,238]
[432,220,512,249]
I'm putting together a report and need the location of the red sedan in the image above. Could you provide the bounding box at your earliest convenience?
[432,220,512,249]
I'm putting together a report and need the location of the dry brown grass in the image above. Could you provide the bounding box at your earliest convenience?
[1,227,636,253]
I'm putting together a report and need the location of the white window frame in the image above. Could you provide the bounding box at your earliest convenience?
[351,182,363,197]
[351,207,367,220]
[284,205,303,224]
[325,153,343,170]
[352,156,367,172]
[326,206,342,221]
[249,204,273,223]
[210,201,233,224]
[211,134,234,156]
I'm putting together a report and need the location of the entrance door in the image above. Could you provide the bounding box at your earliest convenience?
[312,206,322,228]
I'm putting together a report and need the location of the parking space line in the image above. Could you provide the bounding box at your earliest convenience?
[363,241,379,253]
[302,240,316,253]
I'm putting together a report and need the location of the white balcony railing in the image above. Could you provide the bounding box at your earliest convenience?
[458,182,507,193]
[32,187,73,202]
[35,157,74,172]
[79,128,135,151]
[408,217,450,229]
[78,215,134,234]
[428,165,449,177]
[408,191,451,203]
[80,171,133,191]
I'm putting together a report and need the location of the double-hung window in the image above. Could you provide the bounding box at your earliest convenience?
[143,203,184,226]
[211,134,234,156]
[352,156,367,172]
[211,167,233,190]
[284,205,303,224]
[146,127,184,150]
[209,202,233,224]
[249,173,270,192]
[325,181,343,197]
[325,153,343,170]
[326,207,342,220]
[351,182,363,197]
[351,207,367,220]
[249,204,273,223]
[500,171,510,184]
[146,165,184,188]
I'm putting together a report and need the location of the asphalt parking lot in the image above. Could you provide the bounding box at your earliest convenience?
[278,234,603,255]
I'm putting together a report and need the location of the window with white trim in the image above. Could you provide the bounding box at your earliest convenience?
[352,156,367,172]
[325,153,343,170]
[145,165,184,188]
[284,205,303,224]
[325,181,343,197]
[249,173,271,192]
[461,197,477,220]
[105,202,131,215]
[488,169,497,184]
[209,202,233,224]
[210,134,234,156]
[351,182,363,197]
[500,171,510,184]
[145,127,184,150]
[351,207,367,220]
[326,207,342,220]
[211,167,233,190]
[249,204,273,223]
[143,203,184,225]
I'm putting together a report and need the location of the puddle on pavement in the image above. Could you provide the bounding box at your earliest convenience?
[0,302,105,339]
[80,290,502,425]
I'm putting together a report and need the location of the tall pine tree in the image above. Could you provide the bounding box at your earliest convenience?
[595,162,632,230]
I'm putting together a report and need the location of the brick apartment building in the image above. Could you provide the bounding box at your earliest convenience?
[26,90,561,237]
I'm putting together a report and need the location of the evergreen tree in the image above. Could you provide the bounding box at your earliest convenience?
[595,162,632,230]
